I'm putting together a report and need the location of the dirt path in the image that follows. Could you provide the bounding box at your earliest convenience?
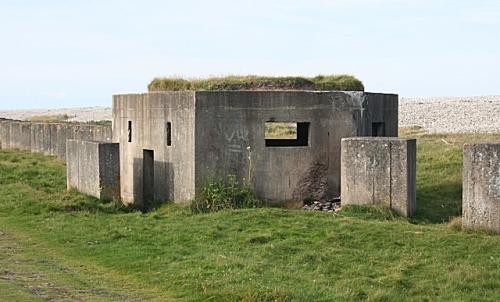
[0,228,161,301]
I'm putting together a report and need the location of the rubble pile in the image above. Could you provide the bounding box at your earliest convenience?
[302,198,341,212]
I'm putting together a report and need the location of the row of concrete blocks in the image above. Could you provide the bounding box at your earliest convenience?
[66,137,417,212]
[0,118,112,160]
[341,138,500,234]
[65,137,498,234]
[67,137,418,215]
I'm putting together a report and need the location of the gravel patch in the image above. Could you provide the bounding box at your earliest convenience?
[2,95,500,133]
[0,106,112,122]
[400,96,500,134]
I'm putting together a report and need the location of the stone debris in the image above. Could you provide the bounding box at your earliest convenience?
[302,198,341,212]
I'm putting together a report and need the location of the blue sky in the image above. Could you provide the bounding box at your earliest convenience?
[1,0,499,109]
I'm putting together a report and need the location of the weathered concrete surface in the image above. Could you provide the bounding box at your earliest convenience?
[0,119,11,149]
[114,91,397,206]
[113,92,196,206]
[361,93,399,137]
[0,118,112,160]
[463,143,500,233]
[66,139,120,201]
[195,91,398,203]
[341,137,416,217]
[9,121,32,150]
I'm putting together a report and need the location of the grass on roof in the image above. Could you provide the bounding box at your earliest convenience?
[148,75,364,92]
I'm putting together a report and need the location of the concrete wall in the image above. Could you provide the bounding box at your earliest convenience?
[194,91,398,203]
[0,118,112,160]
[8,121,32,150]
[113,92,196,206]
[360,93,399,137]
[463,143,500,233]
[0,119,12,149]
[341,137,416,217]
[66,139,120,201]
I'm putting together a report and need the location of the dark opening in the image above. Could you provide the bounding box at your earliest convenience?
[143,149,154,203]
[372,122,385,137]
[166,122,172,146]
[128,121,132,142]
[265,122,309,147]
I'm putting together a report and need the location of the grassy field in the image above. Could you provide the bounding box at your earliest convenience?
[0,131,499,301]
[265,122,297,139]
[28,114,72,122]
[26,114,112,126]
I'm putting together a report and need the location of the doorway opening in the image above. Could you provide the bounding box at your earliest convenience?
[143,149,154,203]
[372,122,385,137]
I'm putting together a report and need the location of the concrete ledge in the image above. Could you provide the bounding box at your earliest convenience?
[66,139,120,201]
[463,143,500,233]
[341,137,417,217]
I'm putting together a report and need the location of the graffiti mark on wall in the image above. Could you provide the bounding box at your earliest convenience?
[228,144,243,153]
[217,123,249,153]
[224,128,249,143]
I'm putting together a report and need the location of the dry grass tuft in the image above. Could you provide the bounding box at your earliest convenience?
[148,75,364,92]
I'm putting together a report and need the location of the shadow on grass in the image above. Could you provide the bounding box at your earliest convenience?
[47,190,136,214]
[52,190,175,215]
[142,199,171,212]
[340,204,402,221]
[413,182,462,224]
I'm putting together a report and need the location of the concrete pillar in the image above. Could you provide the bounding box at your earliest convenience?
[463,143,500,233]
[9,121,21,149]
[341,137,417,217]
[66,139,121,201]
[0,120,12,149]
[19,122,32,150]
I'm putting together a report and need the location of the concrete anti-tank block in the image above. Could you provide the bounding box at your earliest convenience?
[66,139,120,201]
[463,143,500,233]
[0,120,12,149]
[341,137,416,217]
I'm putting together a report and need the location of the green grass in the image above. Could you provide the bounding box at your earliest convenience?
[190,176,261,214]
[400,127,500,223]
[0,132,500,301]
[23,114,110,125]
[265,122,297,139]
[0,281,43,302]
[84,120,112,126]
[28,114,71,122]
[148,75,364,92]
